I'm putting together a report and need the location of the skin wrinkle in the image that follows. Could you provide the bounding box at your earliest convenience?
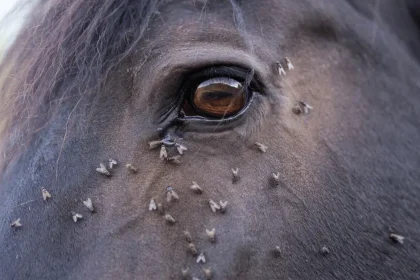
[0,0,420,279]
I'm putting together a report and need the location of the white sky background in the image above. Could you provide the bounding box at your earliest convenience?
[0,0,32,59]
[0,0,19,19]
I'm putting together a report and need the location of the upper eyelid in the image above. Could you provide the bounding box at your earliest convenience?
[181,66,259,87]
[140,46,270,95]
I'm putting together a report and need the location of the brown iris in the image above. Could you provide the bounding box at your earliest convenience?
[183,77,247,118]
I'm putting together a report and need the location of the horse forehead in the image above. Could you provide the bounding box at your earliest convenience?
[156,0,342,25]
[147,0,313,46]
[132,0,357,83]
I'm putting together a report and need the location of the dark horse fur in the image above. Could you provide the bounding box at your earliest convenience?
[0,0,420,279]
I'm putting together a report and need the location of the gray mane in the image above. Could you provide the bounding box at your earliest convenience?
[0,0,160,169]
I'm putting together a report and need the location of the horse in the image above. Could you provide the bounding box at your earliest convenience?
[0,0,419,279]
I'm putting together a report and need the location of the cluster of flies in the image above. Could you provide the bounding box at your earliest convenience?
[143,138,280,278]
[96,158,138,176]
[8,57,405,279]
[148,180,221,279]
[275,57,313,116]
[11,158,123,228]
[276,57,294,76]
[144,136,278,279]
[10,186,95,227]
[10,57,291,228]
[149,135,187,164]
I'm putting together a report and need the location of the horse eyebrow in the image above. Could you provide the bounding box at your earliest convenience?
[144,44,266,76]
[129,45,269,111]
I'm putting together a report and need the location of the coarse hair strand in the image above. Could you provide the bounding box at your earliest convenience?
[0,0,161,170]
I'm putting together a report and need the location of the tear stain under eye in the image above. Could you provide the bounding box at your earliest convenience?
[157,118,185,140]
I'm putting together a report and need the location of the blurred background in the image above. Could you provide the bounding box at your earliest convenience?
[0,0,31,61]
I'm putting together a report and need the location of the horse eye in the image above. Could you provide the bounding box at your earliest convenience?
[181,77,249,119]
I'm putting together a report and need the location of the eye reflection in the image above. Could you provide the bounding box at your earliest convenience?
[182,77,248,118]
